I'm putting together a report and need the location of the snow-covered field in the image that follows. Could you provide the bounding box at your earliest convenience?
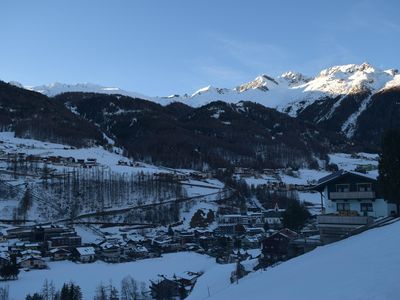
[279,168,331,185]
[1,252,219,300]
[329,152,379,178]
[0,132,225,221]
[0,132,164,175]
[189,220,400,300]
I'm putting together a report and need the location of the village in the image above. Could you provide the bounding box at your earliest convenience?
[0,165,396,298]
[0,134,396,299]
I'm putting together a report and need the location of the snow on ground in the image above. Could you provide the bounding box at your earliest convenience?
[329,153,378,171]
[188,262,236,300]
[299,191,322,215]
[243,174,279,187]
[190,220,400,300]
[74,225,104,244]
[279,169,330,185]
[0,199,19,219]
[298,191,321,205]
[0,132,166,175]
[1,252,217,300]
[179,201,219,230]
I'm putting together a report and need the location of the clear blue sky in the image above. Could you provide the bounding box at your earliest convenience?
[1,0,400,96]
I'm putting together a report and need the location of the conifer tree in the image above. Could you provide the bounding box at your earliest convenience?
[378,129,400,215]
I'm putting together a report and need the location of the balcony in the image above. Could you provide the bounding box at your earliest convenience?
[317,215,372,226]
[329,191,375,200]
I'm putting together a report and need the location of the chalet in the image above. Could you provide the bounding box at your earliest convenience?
[241,235,261,249]
[60,156,76,164]
[86,158,97,166]
[99,242,121,263]
[73,247,96,263]
[244,227,265,236]
[150,272,202,300]
[126,244,151,259]
[20,249,41,257]
[196,235,214,251]
[18,255,47,269]
[49,248,71,261]
[152,236,181,252]
[216,213,265,235]
[176,231,195,245]
[261,228,298,265]
[313,170,397,243]
[47,156,61,163]
[48,235,82,250]
[117,159,129,166]
[313,170,397,217]
[229,249,251,263]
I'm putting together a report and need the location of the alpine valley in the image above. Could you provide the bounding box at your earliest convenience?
[0,63,399,300]
[8,62,400,169]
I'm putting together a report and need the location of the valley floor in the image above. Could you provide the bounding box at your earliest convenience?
[0,252,220,300]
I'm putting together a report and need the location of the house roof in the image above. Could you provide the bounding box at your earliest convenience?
[49,248,71,254]
[279,228,298,239]
[75,247,95,256]
[18,255,44,263]
[312,170,377,191]
[21,249,41,256]
[266,228,298,240]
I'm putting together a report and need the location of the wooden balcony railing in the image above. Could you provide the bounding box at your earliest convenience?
[330,191,375,200]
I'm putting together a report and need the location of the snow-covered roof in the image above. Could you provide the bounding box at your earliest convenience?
[20,249,41,256]
[18,255,44,263]
[313,169,377,191]
[75,247,95,256]
[49,248,70,254]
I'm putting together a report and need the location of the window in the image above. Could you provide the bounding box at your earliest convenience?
[358,183,372,192]
[360,203,373,212]
[336,184,350,192]
[337,203,350,211]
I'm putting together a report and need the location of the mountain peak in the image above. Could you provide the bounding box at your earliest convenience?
[280,71,311,86]
[318,62,376,78]
[191,85,229,97]
[236,74,278,92]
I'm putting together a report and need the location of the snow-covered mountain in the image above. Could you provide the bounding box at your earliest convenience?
[25,82,152,101]
[158,62,400,142]
[17,63,399,114]
[9,62,400,143]
[159,62,399,112]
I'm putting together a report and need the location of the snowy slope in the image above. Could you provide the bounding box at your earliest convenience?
[189,220,400,300]
[3,252,217,300]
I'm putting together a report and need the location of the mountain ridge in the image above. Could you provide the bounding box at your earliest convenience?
[4,62,400,154]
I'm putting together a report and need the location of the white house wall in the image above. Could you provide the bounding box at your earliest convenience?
[323,187,395,218]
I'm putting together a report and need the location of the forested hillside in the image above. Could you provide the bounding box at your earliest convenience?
[0,81,104,147]
[56,93,347,169]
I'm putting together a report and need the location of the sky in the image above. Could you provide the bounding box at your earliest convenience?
[1,0,400,96]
